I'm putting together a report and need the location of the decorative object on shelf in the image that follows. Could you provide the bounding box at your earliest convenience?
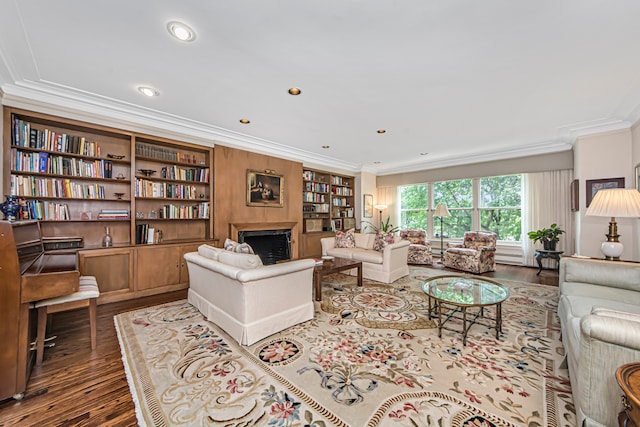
[585,188,640,260]
[106,154,125,159]
[434,203,451,262]
[114,193,125,200]
[138,169,157,177]
[0,195,21,222]
[247,169,284,207]
[102,226,113,247]
[363,194,373,218]
[527,223,565,251]
[116,173,126,180]
[148,210,157,219]
[585,177,624,207]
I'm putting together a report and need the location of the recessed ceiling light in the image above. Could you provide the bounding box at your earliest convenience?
[137,86,159,97]
[239,119,250,124]
[288,87,302,95]
[420,152,429,156]
[167,21,196,42]
[377,129,386,134]
[373,161,381,164]
[322,145,330,149]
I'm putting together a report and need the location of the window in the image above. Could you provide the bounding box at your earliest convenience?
[433,179,473,238]
[399,184,428,230]
[479,175,521,241]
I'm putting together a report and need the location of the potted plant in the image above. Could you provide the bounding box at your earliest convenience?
[362,216,399,234]
[527,224,565,251]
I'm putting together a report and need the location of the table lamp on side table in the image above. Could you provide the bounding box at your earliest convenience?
[434,203,451,263]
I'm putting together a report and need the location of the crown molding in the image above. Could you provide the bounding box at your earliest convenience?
[0,80,362,172]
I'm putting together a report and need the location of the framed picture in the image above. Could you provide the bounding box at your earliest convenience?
[636,163,640,190]
[570,179,579,212]
[585,177,625,207]
[247,170,284,207]
[363,194,373,218]
[334,218,343,231]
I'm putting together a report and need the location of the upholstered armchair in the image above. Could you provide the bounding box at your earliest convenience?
[443,231,497,274]
[399,229,433,265]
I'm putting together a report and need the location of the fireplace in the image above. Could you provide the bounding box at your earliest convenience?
[238,229,291,265]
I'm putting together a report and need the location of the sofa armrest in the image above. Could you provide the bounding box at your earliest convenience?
[582,308,640,349]
[447,242,463,249]
[478,246,496,252]
[381,239,410,270]
[320,237,336,255]
[236,259,316,282]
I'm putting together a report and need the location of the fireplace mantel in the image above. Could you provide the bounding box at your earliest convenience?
[230,222,299,241]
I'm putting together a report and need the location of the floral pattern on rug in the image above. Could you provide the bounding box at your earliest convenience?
[115,266,575,427]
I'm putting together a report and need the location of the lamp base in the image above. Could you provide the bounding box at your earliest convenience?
[601,241,623,261]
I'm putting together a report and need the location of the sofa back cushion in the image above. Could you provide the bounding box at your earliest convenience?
[354,232,375,250]
[218,251,263,269]
[563,258,640,292]
[198,244,223,260]
[335,228,356,248]
[400,229,426,245]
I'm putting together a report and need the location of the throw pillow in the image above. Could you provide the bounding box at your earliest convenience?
[218,251,263,269]
[335,228,356,248]
[374,231,395,252]
[224,238,255,254]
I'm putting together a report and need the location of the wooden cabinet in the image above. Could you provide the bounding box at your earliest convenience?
[78,247,134,303]
[302,169,354,234]
[135,243,203,292]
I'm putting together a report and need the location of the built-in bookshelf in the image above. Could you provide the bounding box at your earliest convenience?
[302,169,354,233]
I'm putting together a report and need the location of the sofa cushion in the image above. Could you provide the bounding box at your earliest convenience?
[335,228,356,248]
[198,244,223,260]
[564,258,640,292]
[218,251,263,269]
[351,248,383,264]
[223,238,255,254]
[373,231,395,252]
[354,232,374,250]
[326,247,355,259]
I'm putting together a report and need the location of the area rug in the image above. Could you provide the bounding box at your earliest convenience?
[115,267,575,426]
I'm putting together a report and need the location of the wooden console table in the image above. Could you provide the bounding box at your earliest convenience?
[617,362,640,427]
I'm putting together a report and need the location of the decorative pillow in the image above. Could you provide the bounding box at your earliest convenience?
[400,229,426,245]
[374,231,396,252]
[335,228,356,248]
[198,244,223,260]
[218,251,263,269]
[224,238,255,254]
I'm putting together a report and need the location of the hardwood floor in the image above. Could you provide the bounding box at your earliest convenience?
[0,264,556,426]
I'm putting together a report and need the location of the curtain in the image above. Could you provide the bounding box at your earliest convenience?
[522,170,574,266]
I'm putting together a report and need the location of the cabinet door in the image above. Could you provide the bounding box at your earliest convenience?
[135,246,181,290]
[180,243,202,283]
[79,248,134,296]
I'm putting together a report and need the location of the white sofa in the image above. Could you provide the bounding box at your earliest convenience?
[184,245,316,346]
[558,257,640,427]
[320,233,410,283]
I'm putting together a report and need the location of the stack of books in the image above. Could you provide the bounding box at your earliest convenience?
[97,209,129,220]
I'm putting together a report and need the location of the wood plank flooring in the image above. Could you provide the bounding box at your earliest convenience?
[0,264,556,426]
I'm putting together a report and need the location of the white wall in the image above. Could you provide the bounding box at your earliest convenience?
[574,129,639,260]
[358,171,377,230]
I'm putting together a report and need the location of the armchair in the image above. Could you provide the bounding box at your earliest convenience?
[399,229,433,265]
[443,231,497,274]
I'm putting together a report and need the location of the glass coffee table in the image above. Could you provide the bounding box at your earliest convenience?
[422,275,509,345]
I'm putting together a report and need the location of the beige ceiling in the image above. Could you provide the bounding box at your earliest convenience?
[1,0,640,174]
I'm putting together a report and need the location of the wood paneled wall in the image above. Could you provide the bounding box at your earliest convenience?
[213,146,303,258]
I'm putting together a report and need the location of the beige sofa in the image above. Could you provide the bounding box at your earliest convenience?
[320,233,410,283]
[184,245,316,345]
[558,257,640,427]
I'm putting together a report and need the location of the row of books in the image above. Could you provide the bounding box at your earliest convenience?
[135,224,163,244]
[303,192,327,203]
[10,175,106,199]
[135,178,200,199]
[304,181,330,193]
[157,202,209,219]
[98,209,129,220]
[136,142,202,165]
[302,170,327,182]
[332,197,351,207]
[11,149,115,178]
[331,176,351,186]
[303,203,330,213]
[160,165,210,182]
[332,186,353,196]
[23,200,71,220]
[12,115,101,156]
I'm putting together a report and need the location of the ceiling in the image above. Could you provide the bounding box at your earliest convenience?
[1,0,640,175]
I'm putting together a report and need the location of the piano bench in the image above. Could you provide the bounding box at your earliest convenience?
[34,276,100,365]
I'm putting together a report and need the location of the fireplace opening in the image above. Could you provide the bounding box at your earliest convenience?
[238,229,292,265]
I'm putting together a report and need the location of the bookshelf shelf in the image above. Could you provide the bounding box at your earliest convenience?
[302,169,354,233]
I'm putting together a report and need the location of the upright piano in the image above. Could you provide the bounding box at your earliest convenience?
[0,221,79,400]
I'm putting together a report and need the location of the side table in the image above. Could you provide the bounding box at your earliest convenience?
[534,249,564,275]
[616,362,640,427]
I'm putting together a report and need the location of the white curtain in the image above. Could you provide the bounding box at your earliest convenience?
[522,170,574,266]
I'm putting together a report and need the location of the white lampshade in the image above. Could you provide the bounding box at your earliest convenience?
[373,204,387,211]
[585,188,640,218]
[434,203,451,218]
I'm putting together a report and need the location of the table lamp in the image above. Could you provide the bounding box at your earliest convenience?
[585,188,640,260]
[433,203,451,262]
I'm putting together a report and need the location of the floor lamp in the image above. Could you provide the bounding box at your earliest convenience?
[374,204,387,230]
[434,203,451,263]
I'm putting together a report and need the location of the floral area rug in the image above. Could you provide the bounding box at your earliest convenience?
[114,266,575,426]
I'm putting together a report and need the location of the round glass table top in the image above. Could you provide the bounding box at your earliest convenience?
[422,275,509,306]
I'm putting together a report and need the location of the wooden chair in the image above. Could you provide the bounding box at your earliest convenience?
[34,276,100,365]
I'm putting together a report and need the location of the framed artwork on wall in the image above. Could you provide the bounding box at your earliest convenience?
[363,194,373,218]
[585,177,624,208]
[246,170,284,207]
[636,164,640,190]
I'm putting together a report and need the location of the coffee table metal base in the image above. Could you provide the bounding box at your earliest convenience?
[313,258,363,301]
[428,298,503,346]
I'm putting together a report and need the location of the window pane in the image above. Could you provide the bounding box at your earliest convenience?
[441,209,472,238]
[433,179,472,208]
[481,209,522,241]
[480,175,521,207]
[400,184,428,209]
[401,210,427,230]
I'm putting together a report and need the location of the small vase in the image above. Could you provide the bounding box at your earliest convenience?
[103,227,113,247]
[0,195,20,222]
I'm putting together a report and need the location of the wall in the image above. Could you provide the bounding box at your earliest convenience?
[213,145,303,258]
[574,129,639,260]
[358,171,376,229]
